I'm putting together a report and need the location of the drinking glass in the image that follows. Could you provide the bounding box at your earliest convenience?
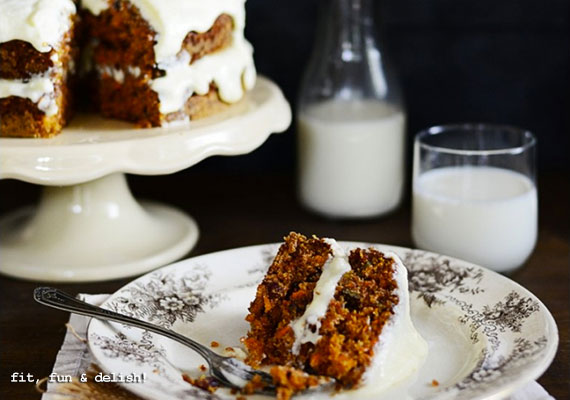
[412,124,537,273]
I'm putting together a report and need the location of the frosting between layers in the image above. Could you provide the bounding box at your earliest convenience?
[0,73,57,115]
[290,239,351,355]
[0,0,76,52]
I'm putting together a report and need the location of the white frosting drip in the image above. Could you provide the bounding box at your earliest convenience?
[352,252,428,397]
[290,238,351,355]
[0,0,76,52]
[151,34,256,113]
[0,74,57,115]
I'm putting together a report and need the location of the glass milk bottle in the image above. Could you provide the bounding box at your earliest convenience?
[297,0,405,218]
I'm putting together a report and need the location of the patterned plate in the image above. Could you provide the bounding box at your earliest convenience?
[87,243,558,400]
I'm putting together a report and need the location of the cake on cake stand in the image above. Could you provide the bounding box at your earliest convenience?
[0,77,291,282]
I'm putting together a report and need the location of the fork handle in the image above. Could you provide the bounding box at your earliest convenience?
[34,287,218,364]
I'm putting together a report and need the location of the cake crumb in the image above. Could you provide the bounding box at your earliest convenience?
[182,373,219,393]
[199,364,207,372]
[243,366,328,400]
[242,374,265,395]
[211,341,220,348]
[431,379,439,387]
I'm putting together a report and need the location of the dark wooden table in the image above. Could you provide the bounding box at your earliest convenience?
[1,171,568,399]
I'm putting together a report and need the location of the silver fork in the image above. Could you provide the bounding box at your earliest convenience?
[34,287,276,395]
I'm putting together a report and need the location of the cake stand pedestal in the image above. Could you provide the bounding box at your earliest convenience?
[0,77,291,282]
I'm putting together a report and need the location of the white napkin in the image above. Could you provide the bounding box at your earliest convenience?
[41,294,106,400]
[507,382,555,400]
[42,294,555,400]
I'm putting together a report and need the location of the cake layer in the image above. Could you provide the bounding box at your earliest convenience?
[0,84,72,138]
[182,14,234,64]
[245,233,428,394]
[352,251,428,396]
[93,71,230,127]
[0,40,54,79]
[167,84,231,123]
[84,9,234,71]
[246,233,332,367]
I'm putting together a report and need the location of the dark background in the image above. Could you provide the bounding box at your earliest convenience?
[196,0,569,175]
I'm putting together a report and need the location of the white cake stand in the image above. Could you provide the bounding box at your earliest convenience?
[0,77,291,282]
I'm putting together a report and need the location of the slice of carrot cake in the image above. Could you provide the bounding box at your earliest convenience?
[80,0,256,127]
[0,0,79,138]
[245,232,427,396]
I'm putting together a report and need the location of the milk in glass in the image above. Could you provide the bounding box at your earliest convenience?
[412,166,537,272]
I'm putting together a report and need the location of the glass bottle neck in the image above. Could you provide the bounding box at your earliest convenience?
[326,0,375,62]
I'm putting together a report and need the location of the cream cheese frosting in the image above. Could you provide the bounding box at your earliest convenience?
[0,74,57,115]
[0,0,76,53]
[150,36,255,114]
[290,239,351,354]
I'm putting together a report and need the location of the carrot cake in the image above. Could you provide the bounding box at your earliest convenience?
[81,0,256,127]
[245,233,427,396]
[0,0,79,138]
